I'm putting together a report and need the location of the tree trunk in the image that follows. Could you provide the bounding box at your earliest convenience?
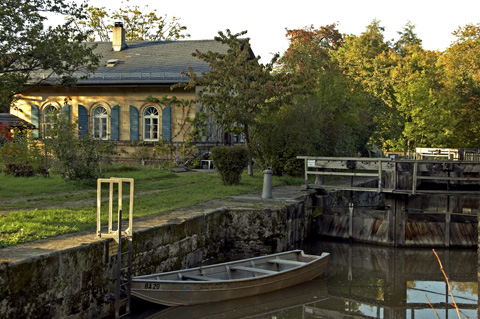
[244,124,254,177]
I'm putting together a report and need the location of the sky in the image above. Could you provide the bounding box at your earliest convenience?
[75,0,480,63]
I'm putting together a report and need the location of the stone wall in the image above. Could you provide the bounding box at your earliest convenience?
[0,195,313,319]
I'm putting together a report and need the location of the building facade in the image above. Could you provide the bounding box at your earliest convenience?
[10,23,227,163]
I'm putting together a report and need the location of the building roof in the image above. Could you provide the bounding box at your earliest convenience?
[0,113,35,129]
[32,40,229,86]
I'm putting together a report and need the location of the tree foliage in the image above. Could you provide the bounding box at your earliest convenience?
[252,24,380,175]
[255,19,480,172]
[181,30,295,176]
[73,1,190,41]
[254,67,377,175]
[0,0,101,112]
[333,20,458,152]
[438,23,480,147]
[279,24,344,79]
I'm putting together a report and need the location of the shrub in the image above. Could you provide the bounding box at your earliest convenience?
[48,111,114,183]
[211,145,248,185]
[5,162,34,177]
[1,128,44,177]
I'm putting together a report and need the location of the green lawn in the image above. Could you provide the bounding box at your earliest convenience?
[0,166,303,247]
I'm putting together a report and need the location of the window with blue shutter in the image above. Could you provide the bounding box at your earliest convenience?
[143,106,159,141]
[162,105,171,141]
[31,104,39,138]
[111,105,119,141]
[78,105,88,137]
[130,105,139,141]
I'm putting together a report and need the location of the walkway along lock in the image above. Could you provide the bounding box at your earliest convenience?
[97,177,134,319]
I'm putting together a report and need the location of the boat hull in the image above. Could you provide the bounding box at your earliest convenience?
[131,250,329,306]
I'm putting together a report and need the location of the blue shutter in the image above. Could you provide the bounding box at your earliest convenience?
[78,105,88,137]
[61,105,71,121]
[31,104,39,138]
[111,105,119,141]
[162,105,171,141]
[130,105,139,141]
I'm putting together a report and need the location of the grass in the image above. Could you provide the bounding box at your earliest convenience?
[0,165,303,247]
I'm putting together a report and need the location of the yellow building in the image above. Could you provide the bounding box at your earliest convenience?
[10,23,227,163]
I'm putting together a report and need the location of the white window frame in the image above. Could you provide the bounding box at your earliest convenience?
[42,104,58,137]
[143,106,159,141]
[92,105,109,140]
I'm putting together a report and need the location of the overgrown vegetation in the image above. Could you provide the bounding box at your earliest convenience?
[0,166,303,247]
[0,129,45,177]
[0,111,114,182]
[48,111,114,182]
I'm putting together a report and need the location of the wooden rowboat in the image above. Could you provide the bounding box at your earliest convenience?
[144,278,328,319]
[131,250,329,306]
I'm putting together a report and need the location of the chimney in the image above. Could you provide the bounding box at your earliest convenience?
[112,22,126,51]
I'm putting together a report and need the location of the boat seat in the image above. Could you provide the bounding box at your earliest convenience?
[268,259,307,266]
[181,274,218,281]
[231,266,278,275]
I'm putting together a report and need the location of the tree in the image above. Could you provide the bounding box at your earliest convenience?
[252,24,377,175]
[335,20,394,106]
[181,30,294,176]
[0,0,101,112]
[279,24,344,77]
[438,23,480,147]
[394,21,423,56]
[73,1,190,41]
[390,42,447,150]
[253,67,377,175]
[334,20,411,151]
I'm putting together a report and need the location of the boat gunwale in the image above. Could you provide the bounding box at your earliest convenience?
[131,250,329,284]
[130,250,330,306]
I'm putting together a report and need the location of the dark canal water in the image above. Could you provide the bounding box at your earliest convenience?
[128,240,478,318]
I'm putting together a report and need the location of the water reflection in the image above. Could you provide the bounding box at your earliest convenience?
[129,241,478,318]
[307,241,477,319]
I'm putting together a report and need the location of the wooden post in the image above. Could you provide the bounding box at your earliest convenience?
[96,179,102,237]
[378,159,382,193]
[109,182,113,233]
[349,203,354,241]
[412,161,418,195]
[304,158,308,188]
[385,195,406,246]
[445,212,451,247]
[385,196,396,245]
[315,170,324,186]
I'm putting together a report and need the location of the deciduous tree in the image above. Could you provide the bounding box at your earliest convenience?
[0,0,101,112]
[279,24,344,81]
[73,1,190,41]
[181,30,294,176]
[438,23,480,147]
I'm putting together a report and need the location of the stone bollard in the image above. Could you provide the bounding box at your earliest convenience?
[262,168,273,199]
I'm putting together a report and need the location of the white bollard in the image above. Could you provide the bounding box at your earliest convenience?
[262,168,273,199]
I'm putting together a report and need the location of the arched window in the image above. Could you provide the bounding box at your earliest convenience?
[93,105,109,140]
[43,104,58,137]
[143,106,159,141]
